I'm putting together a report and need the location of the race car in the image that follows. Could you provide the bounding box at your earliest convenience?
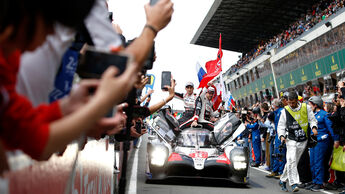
[145,107,249,184]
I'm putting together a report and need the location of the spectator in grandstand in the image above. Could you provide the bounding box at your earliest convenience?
[228,0,345,77]
[277,92,318,192]
[175,82,198,130]
[306,96,335,191]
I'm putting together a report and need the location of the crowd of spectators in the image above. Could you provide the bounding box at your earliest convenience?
[0,0,174,192]
[229,0,345,76]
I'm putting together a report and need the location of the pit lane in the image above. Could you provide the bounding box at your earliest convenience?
[127,135,337,194]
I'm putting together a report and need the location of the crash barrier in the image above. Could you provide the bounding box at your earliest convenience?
[1,139,114,194]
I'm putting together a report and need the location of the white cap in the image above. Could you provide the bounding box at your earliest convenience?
[185,82,194,87]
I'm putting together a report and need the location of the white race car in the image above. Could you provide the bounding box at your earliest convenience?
[146,108,249,184]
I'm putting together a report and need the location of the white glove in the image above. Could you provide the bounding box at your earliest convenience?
[321,134,328,140]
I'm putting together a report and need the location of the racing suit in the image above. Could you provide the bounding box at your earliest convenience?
[188,89,216,130]
[175,92,197,129]
[247,120,261,166]
[310,109,334,185]
[277,102,317,186]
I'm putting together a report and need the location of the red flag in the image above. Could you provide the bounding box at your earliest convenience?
[213,93,222,110]
[198,34,222,88]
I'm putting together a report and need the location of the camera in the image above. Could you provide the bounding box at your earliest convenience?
[272,142,286,160]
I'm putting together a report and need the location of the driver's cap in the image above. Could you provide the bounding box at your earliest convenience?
[185,82,194,87]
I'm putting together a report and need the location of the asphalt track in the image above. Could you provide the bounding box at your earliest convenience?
[127,135,338,194]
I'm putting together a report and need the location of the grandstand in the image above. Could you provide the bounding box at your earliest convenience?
[192,0,345,107]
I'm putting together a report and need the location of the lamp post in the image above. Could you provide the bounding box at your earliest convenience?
[266,52,279,98]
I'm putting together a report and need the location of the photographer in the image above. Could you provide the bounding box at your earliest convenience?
[277,91,318,192]
[237,107,250,147]
[266,99,286,179]
[258,102,270,167]
[245,107,262,167]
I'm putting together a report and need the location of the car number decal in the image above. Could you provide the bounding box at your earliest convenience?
[189,151,208,158]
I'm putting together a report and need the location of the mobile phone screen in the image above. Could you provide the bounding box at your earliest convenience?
[150,0,160,6]
[161,71,171,91]
[78,49,129,79]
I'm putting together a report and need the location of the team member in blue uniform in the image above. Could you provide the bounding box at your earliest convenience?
[307,96,335,191]
[267,99,286,178]
[246,107,261,167]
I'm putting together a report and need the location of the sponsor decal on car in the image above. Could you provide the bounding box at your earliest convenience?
[216,153,231,164]
[193,158,206,170]
[168,152,183,161]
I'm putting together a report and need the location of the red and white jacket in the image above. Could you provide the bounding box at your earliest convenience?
[0,49,62,159]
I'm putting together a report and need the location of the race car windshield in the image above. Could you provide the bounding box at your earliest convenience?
[177,129,212,147]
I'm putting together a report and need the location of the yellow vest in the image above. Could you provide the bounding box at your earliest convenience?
[284,103,308,137]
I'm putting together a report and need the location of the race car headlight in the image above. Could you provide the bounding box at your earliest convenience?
[233,161,247,170]
[233,155,246,162]
[150,146,168,166]
[233,155,247,170]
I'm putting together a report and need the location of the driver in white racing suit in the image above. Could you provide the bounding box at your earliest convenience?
[175,82,197,129]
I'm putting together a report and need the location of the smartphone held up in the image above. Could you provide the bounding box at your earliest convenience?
[161,71,171,91]
[77,46,133,79]
[149,0,160,6]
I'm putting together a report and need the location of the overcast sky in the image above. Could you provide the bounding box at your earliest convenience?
[108,0,241,109]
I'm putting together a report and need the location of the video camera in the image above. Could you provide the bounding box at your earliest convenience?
[240,108,248,122]
[272,142,286,160]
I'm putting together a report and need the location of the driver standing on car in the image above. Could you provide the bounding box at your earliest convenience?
[190,86,217,131]
[175,82,197,130]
